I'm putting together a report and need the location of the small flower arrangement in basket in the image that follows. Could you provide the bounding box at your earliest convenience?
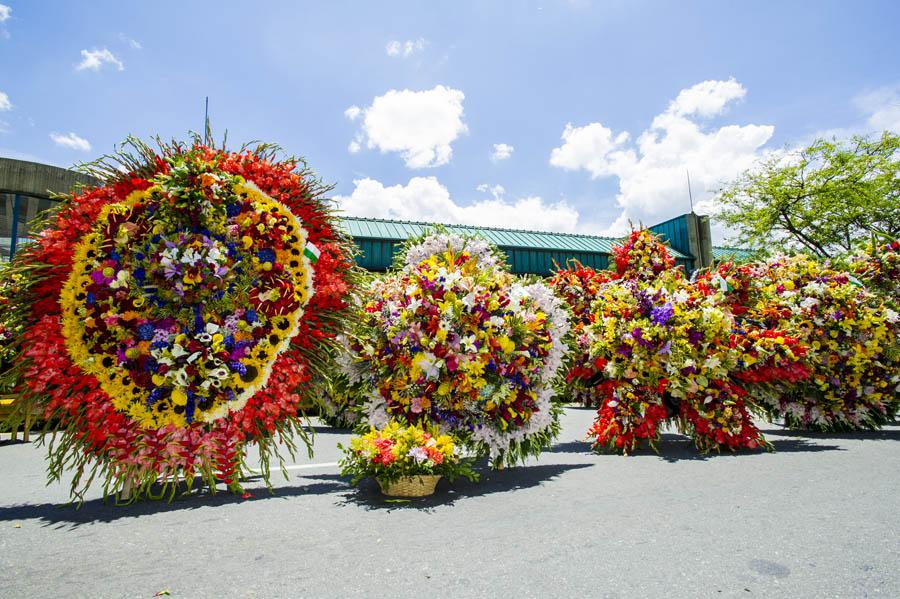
[339,419,478,497]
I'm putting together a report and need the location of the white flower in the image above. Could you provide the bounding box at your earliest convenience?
[109,269,130,290]
[885,308,899,323]
[704,356,722,370]
[407,447,429,463]
[414,352,442,380]
[799,297,820,311]
[442,270,462,288]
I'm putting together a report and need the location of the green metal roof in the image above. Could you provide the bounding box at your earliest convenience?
[711,246,755,262]
[339,216,691,259]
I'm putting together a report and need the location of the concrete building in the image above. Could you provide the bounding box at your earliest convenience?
[0,157,99,261]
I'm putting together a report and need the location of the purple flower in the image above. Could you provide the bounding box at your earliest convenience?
[632,327,654,349]
[650,302,675,326]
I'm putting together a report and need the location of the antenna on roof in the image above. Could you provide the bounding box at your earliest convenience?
[686,169,695,213]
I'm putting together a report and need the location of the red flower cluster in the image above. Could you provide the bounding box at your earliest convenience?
[678,382,763,451]
[548,261,612,406]
[612,229,676,280]
[589,393,668,452]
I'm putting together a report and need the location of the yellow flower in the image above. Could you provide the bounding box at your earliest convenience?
[171,388,188,406]
[498,336,516,354]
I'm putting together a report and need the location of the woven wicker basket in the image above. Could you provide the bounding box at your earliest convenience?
[377,474,442,497]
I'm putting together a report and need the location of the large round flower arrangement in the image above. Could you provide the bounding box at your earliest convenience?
[547,261,612,407]
[1,137,355,501]
[586,242,767,453]
[561,230,773,454]
[708,256,900,431]
[343,230,570,465]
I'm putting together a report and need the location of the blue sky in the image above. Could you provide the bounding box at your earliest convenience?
[1,0,898,242]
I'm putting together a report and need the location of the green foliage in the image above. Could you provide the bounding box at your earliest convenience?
[717,131,900,258]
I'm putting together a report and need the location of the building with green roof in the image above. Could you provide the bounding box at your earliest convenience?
[341,215,685,274]
[0,158,750,274]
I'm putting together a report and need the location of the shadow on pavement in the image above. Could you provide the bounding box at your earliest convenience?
[548,431,846,461]
[330,462,594,512]
[763,427,900,441]
[647,434,844,463]
[0,477,349,528]
[547,440,593,454]
[0,439,30,448]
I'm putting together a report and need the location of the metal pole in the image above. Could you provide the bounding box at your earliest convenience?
[9,193,21,259]
[686,170,694,213]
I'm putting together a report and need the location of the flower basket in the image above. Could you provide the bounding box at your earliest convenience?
[377,474,442,497]
[339,420,478,496]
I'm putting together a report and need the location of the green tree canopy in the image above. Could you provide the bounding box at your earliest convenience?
[716,131,900,258]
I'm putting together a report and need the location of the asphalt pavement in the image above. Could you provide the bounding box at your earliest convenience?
[1,407,898,599]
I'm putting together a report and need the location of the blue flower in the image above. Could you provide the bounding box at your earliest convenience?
[147,388,164,405]
[138,323,156,341]
[245,309,258,324]
[257,248,276,264]
[226,203,242,217]
[185,392,196,424]
[230,361,247,375]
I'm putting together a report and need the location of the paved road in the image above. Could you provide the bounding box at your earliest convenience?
[1,407,898,598]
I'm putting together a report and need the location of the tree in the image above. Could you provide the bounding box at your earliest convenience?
[716,131,900,258]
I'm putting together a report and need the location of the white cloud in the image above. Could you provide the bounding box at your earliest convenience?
[50,132,92,151]
[476,183,506,200]
[336,177,580,233]
[344,105,361,121]
[346,85,468,168]
[491,143,514,161]
[550,78,773,235]
[855,85,900,133]
[386,38,426,58]
[119,34,142,49]
[76,48,124,72]
[0,91,11,111]
[0,4,9,38]
[550,122,632,177]
[667,77,746,118]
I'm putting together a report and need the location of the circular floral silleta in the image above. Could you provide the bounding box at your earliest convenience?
[342,230,570,466]
[3,138,355,501]
[61,175,312,427]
